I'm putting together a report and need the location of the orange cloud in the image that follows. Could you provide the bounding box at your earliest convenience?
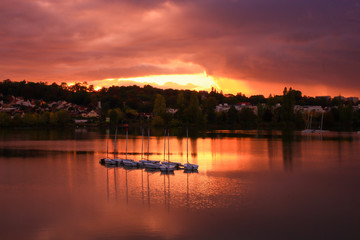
[1,0,360,97]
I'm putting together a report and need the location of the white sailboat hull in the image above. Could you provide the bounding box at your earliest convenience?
[140,160,160,164]
[123,159,138,167]
[161,161,181,167]
[144,162,161,169]
[103,158,116,165]
[113,159,124,165]
[160,164,175,172]
[183,163,199,170]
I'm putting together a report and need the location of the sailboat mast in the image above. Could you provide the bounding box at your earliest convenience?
[125,128,128,160]
[141,127,144,160]
[163,128,166,161]
[168,129,170,163]
[306,113,310,129]
[320,112,324,130]
[147,128,150,160]
[186,127,189,164]
[114,126,118,159]
[106,127,109,159]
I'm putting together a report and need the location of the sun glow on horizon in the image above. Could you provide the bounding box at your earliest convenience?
[88,73,254,95]
[118,72,218,90]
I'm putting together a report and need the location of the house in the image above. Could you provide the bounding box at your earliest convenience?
[215,102,258,114]
[297,105,325,113]
[347,97,359,104]
[166,108,178,115]
[139,112,153,119]
[234,102,252,111]
[74,119,88,124]
[316,96,331,101]
[215,103,230,112]
[84,110,100,118]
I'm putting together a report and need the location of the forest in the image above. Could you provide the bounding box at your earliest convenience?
[0,79,360,131]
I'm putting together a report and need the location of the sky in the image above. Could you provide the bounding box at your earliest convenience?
[1,0,360,97]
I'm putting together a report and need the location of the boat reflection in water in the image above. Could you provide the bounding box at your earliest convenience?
[103,162,197,211]
[2,129,360,239]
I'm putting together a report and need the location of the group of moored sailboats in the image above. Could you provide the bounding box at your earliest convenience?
[183,128,199,170]
[139,128,160,168]
[301,111,329,134]
[100,127,137,167]
[100,127,198,172]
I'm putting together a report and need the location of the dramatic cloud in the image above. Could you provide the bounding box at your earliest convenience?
[1,0,360,96]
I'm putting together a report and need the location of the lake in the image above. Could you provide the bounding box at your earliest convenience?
[0,128,360,239]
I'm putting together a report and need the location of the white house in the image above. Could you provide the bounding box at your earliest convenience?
[85,110,100,118]
[166,108,178,115]
[215,103,230,112]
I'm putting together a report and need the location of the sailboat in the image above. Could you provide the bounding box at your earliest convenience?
[314,111,328,133]
[100,127,116,165]
[183,128,199,171]
[122,127,138,167]
[302,111,328,134]
[137,127,145,166]
[112,126,124,165]
[141,128,161,169]
[302,111,314,133]
[161,128,181,168]
[160,129,176,172]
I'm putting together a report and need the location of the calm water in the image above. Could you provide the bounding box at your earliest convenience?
[0,129,360,239]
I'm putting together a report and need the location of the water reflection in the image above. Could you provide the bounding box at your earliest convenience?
[102,162,198,212]
[3,128,355,173]
[282,140,293,170]
[1,130,360,239]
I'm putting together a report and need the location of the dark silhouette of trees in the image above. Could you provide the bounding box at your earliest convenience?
[1,79,359,131]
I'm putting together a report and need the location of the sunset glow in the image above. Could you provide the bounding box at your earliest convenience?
[89,73,217,91]
[1,0,360,97]
[88,73,256,95]
[87,73,356,97]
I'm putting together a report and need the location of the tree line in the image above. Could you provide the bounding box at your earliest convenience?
[1,79,360,131]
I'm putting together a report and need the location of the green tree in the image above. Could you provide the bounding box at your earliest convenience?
[38,112,50,125]
[125,108,139,120]
[153,94,166,118]
[50,110,71,126]
[227,106,238,125]
[238,108,257,129]
[22,112,37,126]
[0,112,11,127]
[339,104,353,131]
[12,113,22,126]
[281,87,296,123]
[151,115,165,127]
[176,92,186,110]
[202,96,217,124]
[183,92,201,124]
[108,108,125,124]
[257,103,264,124]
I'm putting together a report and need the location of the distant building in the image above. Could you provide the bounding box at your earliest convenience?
[234,102,252,111]
[215,102,257,114]
[166,108,178,115]
[316,96,331,101]
[302,106,324,113]
[74,119,88,124]
[84,110,100,118]
[347,97,359,103]
[215,103,230,112]
[139,112,153,119]
[0,107,17,113]
[334,95,345,101]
